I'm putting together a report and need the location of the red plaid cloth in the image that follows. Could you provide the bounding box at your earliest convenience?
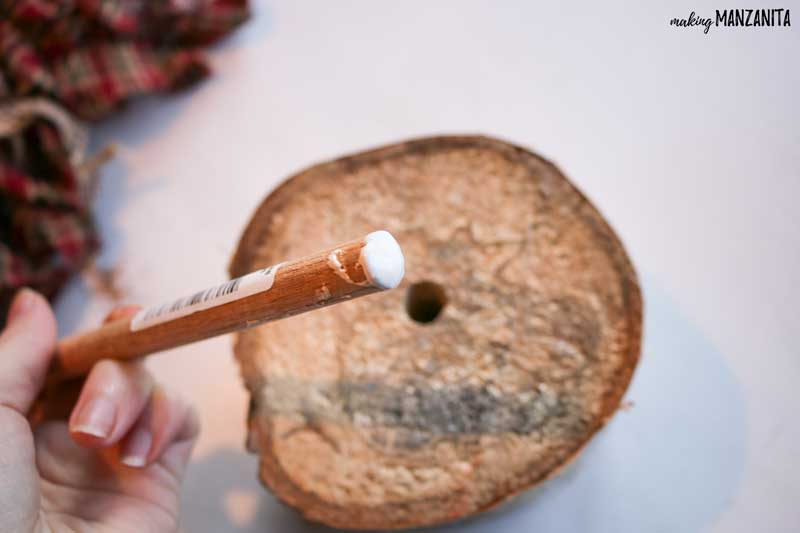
[0,0,248,320]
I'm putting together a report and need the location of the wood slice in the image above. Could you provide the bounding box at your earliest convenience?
[229,136,642,530]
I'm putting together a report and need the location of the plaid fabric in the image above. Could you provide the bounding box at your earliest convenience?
[0,0,248,320]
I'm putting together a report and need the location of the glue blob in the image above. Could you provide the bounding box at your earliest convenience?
[359,230,405,289]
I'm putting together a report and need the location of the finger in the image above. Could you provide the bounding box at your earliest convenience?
[0,289,56,532]
[68,359,153,448]
[31,305,143,424]
[103,305,141,324]
[119,387,200,477]
[0,288,57,414]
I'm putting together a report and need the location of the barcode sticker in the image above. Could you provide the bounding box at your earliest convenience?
[130,263,282,332]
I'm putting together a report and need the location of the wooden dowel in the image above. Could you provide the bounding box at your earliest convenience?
[50,231,404,382]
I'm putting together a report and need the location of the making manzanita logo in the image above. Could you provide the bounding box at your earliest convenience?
[670,8,791,34]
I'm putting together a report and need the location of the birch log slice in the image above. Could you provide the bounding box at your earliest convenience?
[230,136,642,530]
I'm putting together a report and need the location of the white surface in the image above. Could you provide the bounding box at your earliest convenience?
[55,1,799,532]
[361,230,405,289]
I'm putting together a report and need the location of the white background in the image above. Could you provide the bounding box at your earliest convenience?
[56,1,799,531]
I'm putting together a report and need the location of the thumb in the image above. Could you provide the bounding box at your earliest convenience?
[0,289,57,533]
[0,288,57,415]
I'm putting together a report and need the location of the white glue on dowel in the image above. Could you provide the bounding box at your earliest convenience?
[51,231,405,382]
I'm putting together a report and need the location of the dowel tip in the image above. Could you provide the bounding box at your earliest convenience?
[361,231,405,289]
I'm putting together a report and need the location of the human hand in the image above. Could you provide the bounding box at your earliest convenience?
[0,289,200,533]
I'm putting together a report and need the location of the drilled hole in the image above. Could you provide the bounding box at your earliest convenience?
[406,281,447,324]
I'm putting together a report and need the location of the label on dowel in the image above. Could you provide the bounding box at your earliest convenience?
[130,263,283,332]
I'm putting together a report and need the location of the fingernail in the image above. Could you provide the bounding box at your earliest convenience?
[121,427,152,468]
[71,396,116,438]
[7,288,36,323]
